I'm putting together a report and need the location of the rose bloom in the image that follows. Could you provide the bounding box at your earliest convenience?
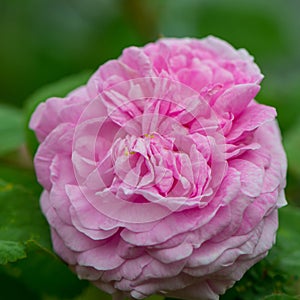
[30,37,287,300]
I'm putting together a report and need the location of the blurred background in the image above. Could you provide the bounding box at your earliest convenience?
[1,0,300,299]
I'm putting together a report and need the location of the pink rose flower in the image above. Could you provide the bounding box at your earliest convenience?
[30,37,287,300]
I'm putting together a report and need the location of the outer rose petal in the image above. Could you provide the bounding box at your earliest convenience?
[30,36,287,300]
[34,123,74,190]
[29,86,90,142]
[213,84,260,116]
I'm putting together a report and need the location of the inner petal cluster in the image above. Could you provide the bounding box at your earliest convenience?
[108,131,211,206]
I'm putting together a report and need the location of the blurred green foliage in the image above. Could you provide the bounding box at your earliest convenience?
[1,0,300,299]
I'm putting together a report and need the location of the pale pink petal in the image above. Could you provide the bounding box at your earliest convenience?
[230,159,264,197]
[148,242,193,264]
[34,123,74,190]
[213,84,260,116]
[77,237,124,270]
[228,103,276,141]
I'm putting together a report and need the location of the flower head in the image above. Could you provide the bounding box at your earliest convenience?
[30,36,287,300]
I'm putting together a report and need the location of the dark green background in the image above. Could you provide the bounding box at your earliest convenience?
[0,1,300,299]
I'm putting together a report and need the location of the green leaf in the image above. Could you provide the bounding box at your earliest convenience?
[263,294,299,300]
[0,179,51,253]
[0,241,26,264]
[0,242,88,299]
[24,70,92,157]
[0,272,41,300]
[72,284,111,300]
[0,105,24,155]
[146,296,164,300]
